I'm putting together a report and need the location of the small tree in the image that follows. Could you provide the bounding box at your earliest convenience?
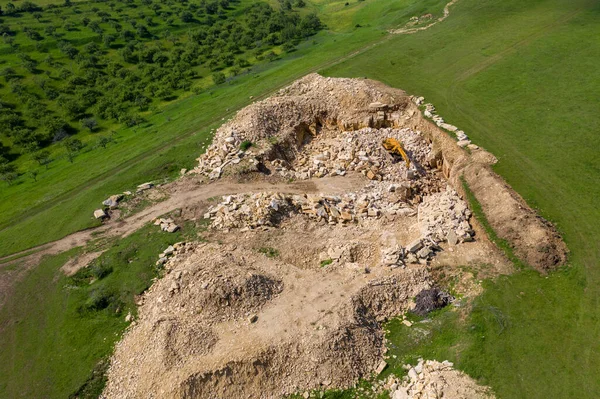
[63,137,84,163]
[3,33,15,48]
[28,169,39,182]
[33,150,52,169]
[0,157,17,185]
[103,34,116,48]
[97,135,113,149]
[180,11,193,23]
[81,117,98,132]
[212,71,226,85]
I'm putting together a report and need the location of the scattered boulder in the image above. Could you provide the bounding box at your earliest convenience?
[94,209,107,219]
[390,359,495,399]
[413,288,453,316]
[153,217,180,233]
[103,194,124,209]
[417,99,475,149]
[137,182,154,193]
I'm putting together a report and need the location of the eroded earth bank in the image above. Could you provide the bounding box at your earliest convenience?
[100,74,566,398]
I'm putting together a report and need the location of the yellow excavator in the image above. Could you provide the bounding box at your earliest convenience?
[382,138,411,168]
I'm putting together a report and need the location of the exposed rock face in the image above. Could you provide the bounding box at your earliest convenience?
[193,74,417,180]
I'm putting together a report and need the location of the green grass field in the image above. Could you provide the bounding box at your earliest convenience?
[2,0,600,397]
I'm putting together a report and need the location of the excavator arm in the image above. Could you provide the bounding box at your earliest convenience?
[382,138,411,168]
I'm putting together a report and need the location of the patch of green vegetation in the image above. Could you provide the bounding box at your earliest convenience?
[239,140,254,151]
[0,0,322,165]
[258,246,279,258]
[67,357,109,399]
[0,223,189,398]
[288,380,388,399]
[320,258,333,267]
[381,308,463,379]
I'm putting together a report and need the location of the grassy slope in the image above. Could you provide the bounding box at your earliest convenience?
[0,224,195,398]
[0,29,382,257]
[324,0,600,397]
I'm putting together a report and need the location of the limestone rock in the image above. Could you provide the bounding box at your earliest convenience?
[94,209,107,219]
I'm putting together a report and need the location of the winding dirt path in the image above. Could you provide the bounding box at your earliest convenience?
[0,175,365,308]
[389,0,459,35]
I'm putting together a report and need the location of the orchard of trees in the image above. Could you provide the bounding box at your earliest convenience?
[0,0,321,182]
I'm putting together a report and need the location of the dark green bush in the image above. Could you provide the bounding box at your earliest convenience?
[239,140,253,151]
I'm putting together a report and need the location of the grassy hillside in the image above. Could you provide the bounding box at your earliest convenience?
[0,224,198,398]
[325,0,600,397]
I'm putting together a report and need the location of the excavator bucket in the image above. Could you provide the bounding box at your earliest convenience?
[382,138,411,168]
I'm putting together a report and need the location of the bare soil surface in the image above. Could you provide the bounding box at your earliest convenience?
[389,0,460,35]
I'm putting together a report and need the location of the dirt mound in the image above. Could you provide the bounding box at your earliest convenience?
[103,241,433,398]
[102,73,565,398]
[193,73,413,180]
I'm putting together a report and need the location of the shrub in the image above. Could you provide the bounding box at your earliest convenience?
[258,247,279,258]
[84,287,113,312]
[239,140,253,151]
[212,71,226,85]
[90,262,113,280]
[320,259,333,267]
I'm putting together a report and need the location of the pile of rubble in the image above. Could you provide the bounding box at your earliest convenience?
[153,217,180,233]
[415,98,474,149]
[418,188,474,244]
[205,187,475,266]
[192,73,425,180]
[386,359,494,399]
[267,127,432,182]
[204,189,419,230]
[156,241,190,267]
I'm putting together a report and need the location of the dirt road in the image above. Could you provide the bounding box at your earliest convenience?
[0,175,364,309]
